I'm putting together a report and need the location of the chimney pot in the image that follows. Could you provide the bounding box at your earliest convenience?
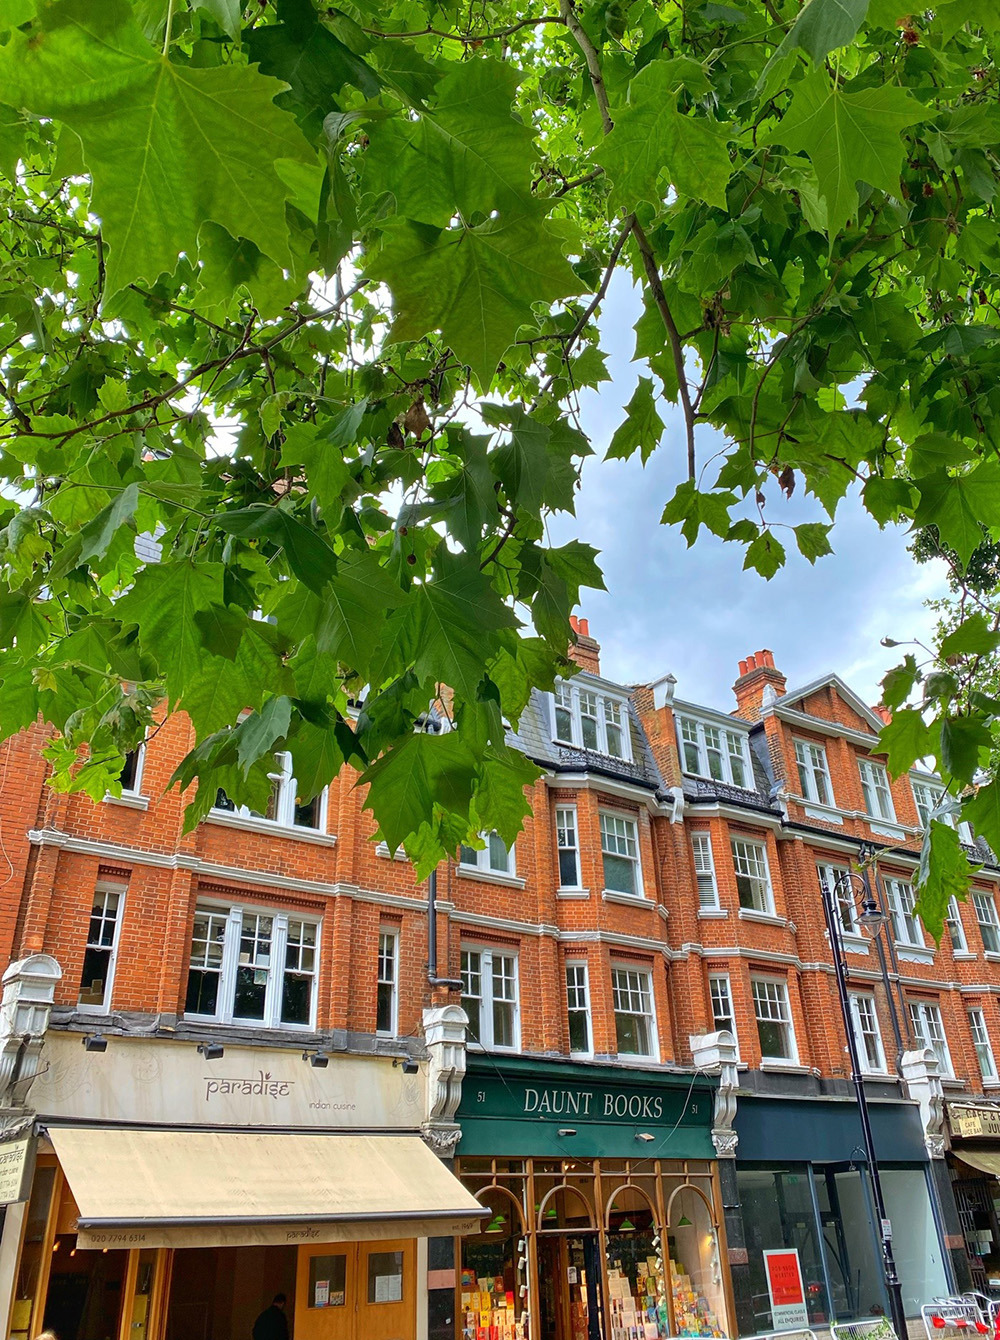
[747,653,757,671]
[569,615,580,634]
[738,658,749,676]
[760,649,773,668]
[578,618,589,637]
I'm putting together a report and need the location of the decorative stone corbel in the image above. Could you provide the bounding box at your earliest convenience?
[421,1002,468,1159]
[0,955,62,1111]
[900,1047,946,1158]
[689,1030,739,1158]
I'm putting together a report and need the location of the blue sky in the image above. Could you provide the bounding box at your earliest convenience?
[549,273,947,713]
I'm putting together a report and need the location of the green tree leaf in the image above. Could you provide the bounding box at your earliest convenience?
[236,695,293,772]
[794,522,834,563]
[915,819,972,943]
[914,465,1000,566]
[372,211,583,384]
[77,483,139,564]
[607,377,665,463]
[116,560,223,702]
[595,61,731,209]
[878,707,934,776]
[0,0,313,293]
[881,655,919,712]
[360,730,479,858]
[363,58,535,225]
[940,612,1000,659]
[772,70,923,236]
[246,0,380,120]
[782,0,871,64]
[941,715,993,782]
[743,530,786,579]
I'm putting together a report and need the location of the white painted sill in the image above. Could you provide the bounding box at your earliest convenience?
[205,810,338,846]
[953,951,977,961]
[759,1059,809,1073]
[738,908,788,928]
[894,942,934,964]
[103,792,150,812]
[698,908,729,919]
[376,842,409,862]
[557,887,591,899]
[602,889,652,908]
[984,951,1000,964]
[456,866,527,890]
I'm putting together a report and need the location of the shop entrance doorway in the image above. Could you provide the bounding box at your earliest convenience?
[537,1234,604,1340]
[294,1240,415,1340]
[165,1245,297,1340]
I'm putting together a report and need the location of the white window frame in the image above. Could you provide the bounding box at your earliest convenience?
[751,976,797,1062]
[849,993,887,1074]
[461,946,520,1051]
[946,896,969,953]
[376,928,399,1037]
[550,682,632,761]
[459,831,516,877]
[731,837,774,914]
[600,811,643,898]
[77,881,127,1015]
[911,777,974,841]
[709,973,737,1053]
[212,751,329,833]
[565,961,592,1057]
[691,832,719,910]
[183,901,320,1031]
[908,1000,953,1076]
[816,862,856,935]
[970,1008,998,1082]
[676,714,752,788]
[794,739,834,806]
[556,807,582,890]
[611,965,658,1059]
[973,890,1000,954]
[859,759,896,822]
[884,877,923,948]
[119,742,146,796]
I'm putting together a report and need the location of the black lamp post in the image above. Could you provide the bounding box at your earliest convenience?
[820,859,909,1340]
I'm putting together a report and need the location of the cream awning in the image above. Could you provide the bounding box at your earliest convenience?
[955,1147,1000,1179]
[49,1126,485,1250]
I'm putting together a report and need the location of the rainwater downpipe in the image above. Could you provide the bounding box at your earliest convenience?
[426,867,463,989]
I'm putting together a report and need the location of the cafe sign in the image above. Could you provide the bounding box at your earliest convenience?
[0,1137,32,1205]
[950,1105,1000,1139]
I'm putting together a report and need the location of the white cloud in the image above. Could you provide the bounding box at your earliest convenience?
[549,273,948,711]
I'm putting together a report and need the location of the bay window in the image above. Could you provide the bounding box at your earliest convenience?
[214,751,327,832]
[677,714,751,787]
[908,1000,952,1075]
[795,740,833,806]
[460,831,516,877]
[859,759,895,822]
[973,890,1000,953]
[752,977,796,1061]
[566,961,592,1056]
[550,683,631,761]
[731,837,773,913]
[884,878,922,948]
[612,966,656,1058]
[78,883,125,1013]
[461,947,519,1050]
[556,807,582,888]
[184,903,319,1029]
[600,812,642,897]
[849,994,887,1073]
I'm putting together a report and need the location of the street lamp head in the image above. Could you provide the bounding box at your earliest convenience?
[857,896,887,931]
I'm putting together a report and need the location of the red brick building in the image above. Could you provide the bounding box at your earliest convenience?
[0,628,997,1340]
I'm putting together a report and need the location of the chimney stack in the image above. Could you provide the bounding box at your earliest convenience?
[569,615,601,676]
[732,649,787,721]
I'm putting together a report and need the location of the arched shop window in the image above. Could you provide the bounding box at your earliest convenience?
[459,1186,528,1340]
[604,1182,669,1338]
[666,1184,728,1339]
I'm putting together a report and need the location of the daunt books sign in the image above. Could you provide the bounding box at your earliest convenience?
[457,1057,715,1159]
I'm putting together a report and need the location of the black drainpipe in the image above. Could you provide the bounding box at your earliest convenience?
[426,868,463,988]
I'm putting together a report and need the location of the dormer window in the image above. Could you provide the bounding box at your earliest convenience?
[676,714,751,788]
[550,683,631,761]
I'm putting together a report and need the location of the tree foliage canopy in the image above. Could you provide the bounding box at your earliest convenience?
[2,0,1000,920]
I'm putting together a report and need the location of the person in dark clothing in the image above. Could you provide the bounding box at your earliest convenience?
[252,1294,289,1340]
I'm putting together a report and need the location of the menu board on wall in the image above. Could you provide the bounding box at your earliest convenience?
[763,1249,809,1331]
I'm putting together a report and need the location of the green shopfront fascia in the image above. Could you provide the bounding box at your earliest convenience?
[455,1056,733,1340]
